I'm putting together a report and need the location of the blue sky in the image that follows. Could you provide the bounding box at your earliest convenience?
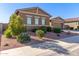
[0,3,79,23]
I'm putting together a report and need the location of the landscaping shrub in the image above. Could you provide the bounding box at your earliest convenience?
[53,28,62,36]
[46,27,52,32]
[69,27,74,30]
[31,26,47,33]
[31,28,38,32]
[75,28,77,30]
[36,30,45,39]
[4,28,12,38]
[53,28,61,33]
[38,26,47,33]
[17,32,31,43]
[77,26,79,30]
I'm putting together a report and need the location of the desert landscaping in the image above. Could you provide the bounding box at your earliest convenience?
[0,6,79,56]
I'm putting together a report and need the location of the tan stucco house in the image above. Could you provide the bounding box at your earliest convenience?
[50,17,64,29]
[64,17,79,29]
[15,7,51,30]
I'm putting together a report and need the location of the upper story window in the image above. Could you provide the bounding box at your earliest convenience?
[41,17,45,25]
[34,16,39,25]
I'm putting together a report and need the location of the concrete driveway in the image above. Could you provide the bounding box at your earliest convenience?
[0,36,79,56]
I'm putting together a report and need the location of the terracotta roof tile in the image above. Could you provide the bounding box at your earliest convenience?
[64,17,79,22]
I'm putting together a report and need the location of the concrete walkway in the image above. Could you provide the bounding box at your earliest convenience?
[63,30,79,34]
[0,36,79,56]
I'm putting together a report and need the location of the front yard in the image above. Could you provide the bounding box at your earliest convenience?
[1,31,79,56]
[0,31,78,51]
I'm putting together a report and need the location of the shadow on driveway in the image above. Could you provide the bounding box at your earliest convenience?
[24,38,70,55]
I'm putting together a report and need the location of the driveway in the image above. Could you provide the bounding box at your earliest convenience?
[0,36,79,56]
[60,35,79,43]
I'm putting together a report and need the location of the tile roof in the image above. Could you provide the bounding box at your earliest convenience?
[16,7,52,17]
[64,17,79,22]
[50,16,64,21]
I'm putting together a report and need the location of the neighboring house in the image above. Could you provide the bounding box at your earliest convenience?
[50,17,64,29]
[15,7,51,30]
[64,17,79,29]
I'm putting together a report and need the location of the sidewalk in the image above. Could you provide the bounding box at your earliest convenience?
[63,30,79,34]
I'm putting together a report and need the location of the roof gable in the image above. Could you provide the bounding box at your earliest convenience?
[16,7,51,17]
[50,17,64,23]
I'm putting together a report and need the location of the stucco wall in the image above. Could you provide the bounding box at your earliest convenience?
[0,23,2,33]
[64,22,79,29]
[51,18,64,28]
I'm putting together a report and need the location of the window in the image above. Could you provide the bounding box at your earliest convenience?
[41,17,45,25]
[35,18,39,25]
[35,16,39,25]
[27,17,32,25]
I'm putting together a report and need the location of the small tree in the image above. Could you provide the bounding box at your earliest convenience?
[4,13,26,37]
[11,15,26,36]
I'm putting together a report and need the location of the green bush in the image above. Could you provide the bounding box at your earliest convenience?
[53,28,62,36]
[31,26,47,33]
[4,28,12,38]
[46,27,52,32]
[38,26,47,33]
[36,30,45,39]
[75,28,77,30]
[70,27,74,30]
[17,32,31,43]
[53,28,61,33]
[31,28,38,32]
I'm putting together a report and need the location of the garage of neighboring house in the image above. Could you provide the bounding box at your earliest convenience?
[64,17,79,29]
[50,17,64,29]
